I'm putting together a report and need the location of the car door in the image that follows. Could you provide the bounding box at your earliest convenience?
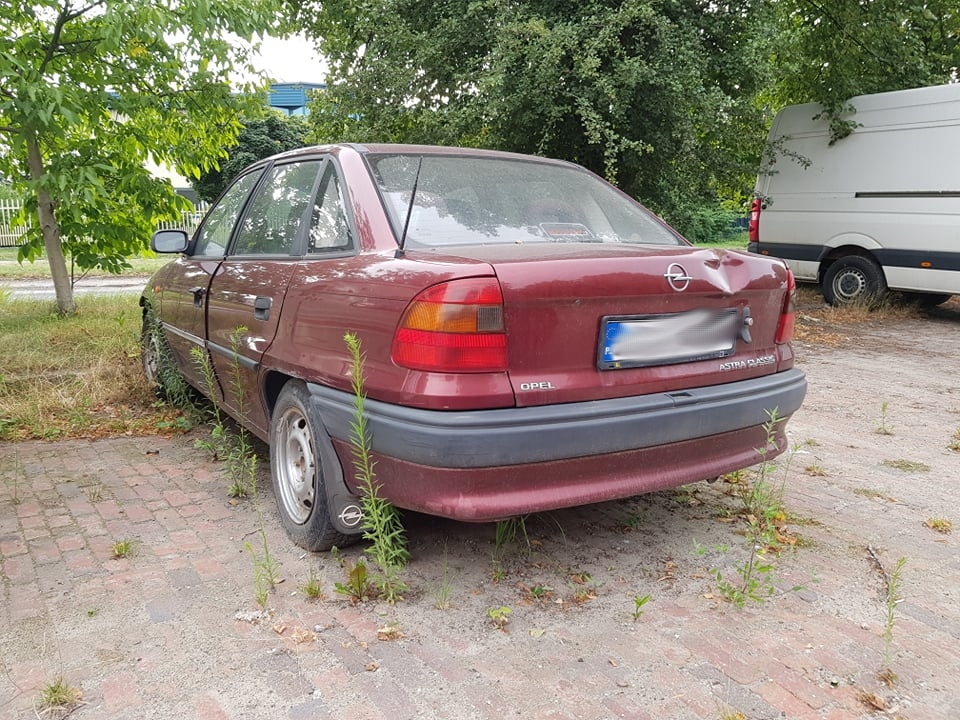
[160,170,264,388]
[205,159,326,437]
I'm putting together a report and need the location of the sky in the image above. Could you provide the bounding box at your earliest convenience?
[252,34,328,84]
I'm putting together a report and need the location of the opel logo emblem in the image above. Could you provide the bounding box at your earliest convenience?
[664,263,692,292]
[338,504,364,528]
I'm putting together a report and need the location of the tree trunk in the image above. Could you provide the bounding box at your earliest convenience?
[25,131,75,315]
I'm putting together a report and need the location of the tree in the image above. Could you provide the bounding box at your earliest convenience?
[192,113,309,202]
[0,1,287,314]
[297,0,772,238]
[767,0,960,140]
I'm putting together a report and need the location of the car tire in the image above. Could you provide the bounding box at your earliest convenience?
[270,381,350,552]
[822,255,887,306]
[141,308,185,399]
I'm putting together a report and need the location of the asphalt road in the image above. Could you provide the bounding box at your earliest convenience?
[0,276,146,299]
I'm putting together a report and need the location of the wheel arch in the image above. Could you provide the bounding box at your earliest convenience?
[817,245,886,286]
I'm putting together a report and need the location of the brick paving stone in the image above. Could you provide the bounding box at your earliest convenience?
[1,417,958,720]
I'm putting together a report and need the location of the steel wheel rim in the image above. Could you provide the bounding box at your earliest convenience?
[275,406,317,525]
[834,268,868,301]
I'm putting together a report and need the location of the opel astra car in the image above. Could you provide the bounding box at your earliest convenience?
[142,143,807,551]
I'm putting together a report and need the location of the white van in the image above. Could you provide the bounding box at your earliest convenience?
[749,83,960,305]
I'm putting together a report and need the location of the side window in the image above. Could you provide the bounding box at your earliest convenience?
[308,164,354,253]
[192,171,263,257]
[232,161,323,256]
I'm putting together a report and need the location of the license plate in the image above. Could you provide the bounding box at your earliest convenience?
[598,309,739,369]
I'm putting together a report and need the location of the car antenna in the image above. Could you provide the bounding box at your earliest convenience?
[396,156,423,258]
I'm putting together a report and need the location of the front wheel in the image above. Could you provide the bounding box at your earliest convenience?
[141,307,186,400]
[270,381,349,551]
[822,256,887,306]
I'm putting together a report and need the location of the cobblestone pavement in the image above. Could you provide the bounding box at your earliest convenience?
[2,319,959,720]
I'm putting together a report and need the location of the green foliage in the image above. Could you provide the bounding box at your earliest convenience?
[882,556,907,668]
[0,0,287,313]
[334,557,376,603]
[190,328,258,498]
[632,593,651,621]
[766,1,960,141]
[344,332,409,603]
[299,0,772,231]
[697,409,806,608]
[192,113,310,201]
[38,675,81,710]
[487,605,512,630]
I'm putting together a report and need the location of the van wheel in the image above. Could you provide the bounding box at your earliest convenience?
[270,381,350,552]
[822,256,887,306]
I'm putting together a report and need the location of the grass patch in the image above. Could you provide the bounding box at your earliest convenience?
[792,285,934,345]
[0,294,173,440]
[924,518,952,534]
[881,459,930,473]
[0,247,168,279]
[38,675,82,713]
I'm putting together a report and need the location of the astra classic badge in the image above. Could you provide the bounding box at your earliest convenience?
[664,263,692,292]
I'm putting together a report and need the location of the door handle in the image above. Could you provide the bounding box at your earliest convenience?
[254,296,273,321]
[189,286,205,308]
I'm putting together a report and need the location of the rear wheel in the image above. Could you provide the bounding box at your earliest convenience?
[270,381,348,551]
[822,256,887,306]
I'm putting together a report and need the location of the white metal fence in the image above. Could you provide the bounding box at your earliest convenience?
[0,198,210,248]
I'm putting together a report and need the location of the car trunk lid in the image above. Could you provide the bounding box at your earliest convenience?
[414,244,791,407]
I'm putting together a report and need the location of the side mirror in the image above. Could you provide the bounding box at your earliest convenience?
[151,229,189,254]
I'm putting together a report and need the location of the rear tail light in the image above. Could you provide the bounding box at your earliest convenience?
[392,278,508,372]
[748,197,762,245]
[776,268,796,344]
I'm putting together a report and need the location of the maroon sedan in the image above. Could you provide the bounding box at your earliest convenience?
[142,144,806,551]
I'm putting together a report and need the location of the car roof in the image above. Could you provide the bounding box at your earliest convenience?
[260,143,581,170]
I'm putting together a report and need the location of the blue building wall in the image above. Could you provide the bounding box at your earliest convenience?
[268,82,326,116]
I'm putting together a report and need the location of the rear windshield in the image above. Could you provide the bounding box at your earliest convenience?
[364,153,684,248]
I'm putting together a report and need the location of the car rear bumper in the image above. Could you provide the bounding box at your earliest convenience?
[306,368,806,469]
[329,422,785,521]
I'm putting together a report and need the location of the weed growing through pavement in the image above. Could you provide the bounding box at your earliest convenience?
[853,487,887,499]
[874,401,894,435]
[522,583,553,604]
[84,481,104,502]
[38,674,82,713]
[433,547,454,610]
[699,408,805,608]
[881,458,929,473]
[718,710,746,720]
[487,605,512,630]
[948,429,960,452]
[344,332,409,604]
[334,556,376,603]
[804,464,826,477]
[882,555,907,671]
[300,568,326,600]
[924,518,952,534]
[568,572,600,604]
[112,539,134,558]
[243,441,278,608]
[632,593,651,621]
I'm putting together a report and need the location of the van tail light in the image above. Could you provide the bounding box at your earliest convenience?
[776,268,796,344]
[392,278,508,372]
[748,197,762,244]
